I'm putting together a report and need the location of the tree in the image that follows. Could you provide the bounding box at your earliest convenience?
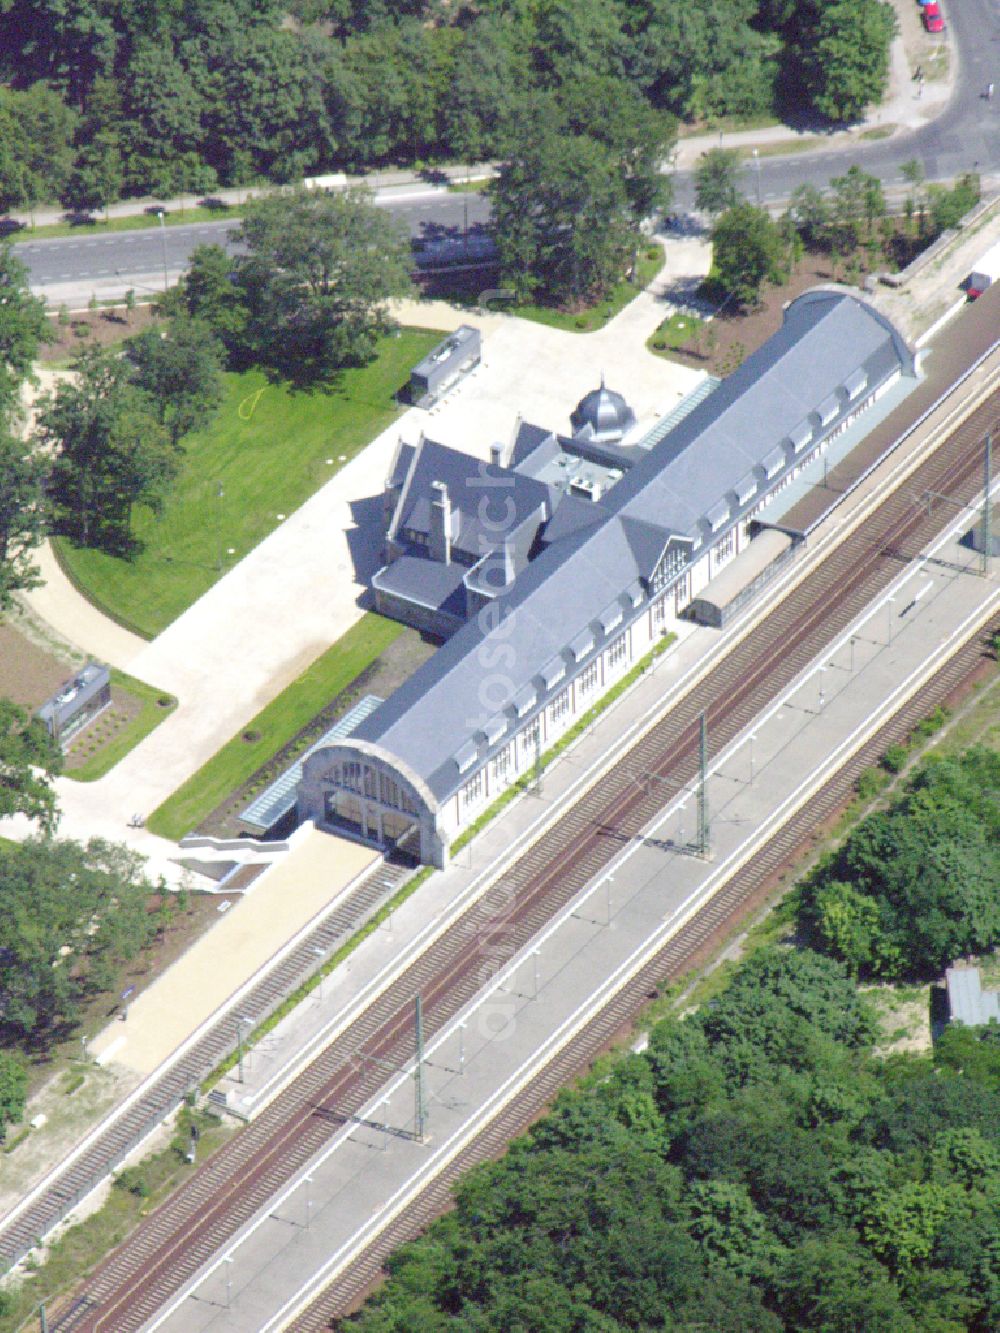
[800,0,896,124]
[934,1023,1000,1092]
[773,1237,915,1331]
[127,317,224,445]
[785,183,831,250]
[62,128,122,217]
[38,344,177,554]
[810,879,898,977]
[0,1051,28,1137]
[439,19,526,162]
[0,836,157,1049]
[829,164,886,253]
[555,74,675,219]
[694,147,744,217]
[171,244,249,358]
[710,202,787,309]
[698,946,876,1080]
[686,1179,784,1279]
[0,428,49,608]
[0,697,62,831]
[801,750,1000,978]
[233,186,413,381]
[0,82,78,216]
[927,172,981,234]
[490,122,634,305]
[0,243,51,424]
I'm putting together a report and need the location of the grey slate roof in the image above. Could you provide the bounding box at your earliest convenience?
[373,555,467,613]
[353,515,652,801]
[395,438,549,559]
[510,421,557,468]
[540,494,608,546]
[351,291,913,805]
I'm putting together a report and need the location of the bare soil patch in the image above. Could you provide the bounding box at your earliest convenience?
[0,620,73,709]
[40,302,160,364]
[665,253,849,376]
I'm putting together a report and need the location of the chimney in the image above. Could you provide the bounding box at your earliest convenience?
[430,480,452,564]
[490,443,502,467]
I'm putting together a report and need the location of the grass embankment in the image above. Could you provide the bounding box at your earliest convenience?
[147,615,403,839]
[9,203,238,243]
[54,328,441,639]
[512,246,664,333]
[648,310,705,356]
[0,1107,228,1331]
[66,670,177,782]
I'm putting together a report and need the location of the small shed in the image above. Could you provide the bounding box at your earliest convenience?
[410,325,481,406]
[36,663,111,747]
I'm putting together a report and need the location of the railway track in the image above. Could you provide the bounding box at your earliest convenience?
[0,857,412,1273]
[49,379,999,1332]
[290,629,992,1332]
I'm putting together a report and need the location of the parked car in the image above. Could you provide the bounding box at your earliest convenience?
[922,3,945,30]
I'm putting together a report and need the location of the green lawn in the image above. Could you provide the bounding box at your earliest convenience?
[147,613,403,839]
[512,246,664,333]
[66,670,177,782]
[54,328,442,639]
[648,310,705,355]
[12,202,239,242]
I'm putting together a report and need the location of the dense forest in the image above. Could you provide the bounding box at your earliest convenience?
[0,0,896,210]
[349,748,1000,1331]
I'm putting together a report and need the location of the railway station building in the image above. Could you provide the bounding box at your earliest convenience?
[299,288,918,866]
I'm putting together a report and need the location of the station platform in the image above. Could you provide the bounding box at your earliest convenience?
[89,829,377,1078]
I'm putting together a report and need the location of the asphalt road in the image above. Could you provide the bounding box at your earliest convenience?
[13,190,493,298]
[673,0,999,210]
[14,0,998,299]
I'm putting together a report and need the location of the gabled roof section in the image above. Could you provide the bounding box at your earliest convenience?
[510,420,557,469]
[353,515,647,800]
[386,439,415,492]
[396,437,550,557]
[541,495,608,546]
[618,515,674,582]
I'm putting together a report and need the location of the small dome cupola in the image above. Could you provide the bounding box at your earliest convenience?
[570,374,637,443]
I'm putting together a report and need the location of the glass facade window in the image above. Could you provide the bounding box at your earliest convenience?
[462,770,484,808]
[550,689,570,724]
[713,530,735,567]
[577,660,599,696]
[521,721,541,757]
[607,635,628,668]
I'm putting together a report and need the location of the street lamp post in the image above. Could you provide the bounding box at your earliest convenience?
[752,148,761,207]
[155,209,168,292]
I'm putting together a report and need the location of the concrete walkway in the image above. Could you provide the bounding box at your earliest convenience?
[24,542,147,671]
[89,828,376,1078]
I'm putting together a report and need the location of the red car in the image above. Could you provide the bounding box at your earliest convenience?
[922,3,945,31]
